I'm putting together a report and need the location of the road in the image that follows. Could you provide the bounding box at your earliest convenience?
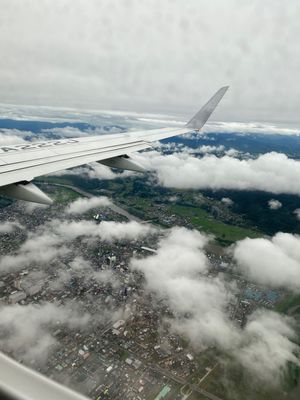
[148,365,223,400]
[39,182,144,223]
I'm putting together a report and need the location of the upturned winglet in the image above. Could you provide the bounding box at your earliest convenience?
[186,86,229,130]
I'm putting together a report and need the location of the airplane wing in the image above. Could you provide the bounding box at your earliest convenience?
[0,352,90,400]
[0,86,228,204]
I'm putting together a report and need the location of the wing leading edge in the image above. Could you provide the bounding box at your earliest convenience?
[0,86,228,204]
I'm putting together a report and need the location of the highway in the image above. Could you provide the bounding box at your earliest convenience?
[38,182,144,222]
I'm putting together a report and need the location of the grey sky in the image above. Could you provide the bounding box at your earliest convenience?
[0,0,299,122]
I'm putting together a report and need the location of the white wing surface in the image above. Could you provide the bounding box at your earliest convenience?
[0,86,228,204]
[0,352,89,400]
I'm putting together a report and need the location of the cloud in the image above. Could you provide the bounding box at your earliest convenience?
[51,219,155,242]
[201,121,300,136]
[160,142,226,155]
[70,256,119,287]
[65,196,111,214]
[0,128,52,145]
[0,237,70,273]
[0,221,24,233]
[21,201,48,214]
[0,130,27,146]
[139,151,300,195]
[235,310,299,383]
[130,227,237,349]
[0,302,90,364]
[233,233,300,292]
[131,226,210,283]
[130,227,300,383]
[221,197,233,206]
[224,148,242,157]
[294,209,300,220]
[41,126,94,138]
[0,218,155,273]
[51,162,134,180]
[50,256,119,291]
[195,145,225,154]
[268,199,282,210]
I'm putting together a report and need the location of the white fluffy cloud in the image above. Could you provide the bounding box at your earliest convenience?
[0,218,155,273]
[139,151,300,195]
[0,128,53,146]
[65,196,111,214]
[233,232,300,292]
[131,227,210,287]
[0,221,24,233]
[0,130,27,146]
[234,310,299,383]
[131,228,237,349]
[0,302,90,364]
[0,237,70,273]
[50,256,119,291]
[294,209,300,220]
[52,219,154,242]
[268,199,282,210]
[221,197,233,206]
[201,121,300,136]
[51,162,134,180]
[130,227,300,382]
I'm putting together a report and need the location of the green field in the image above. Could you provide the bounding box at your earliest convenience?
[275,293,300,314]
[169,204,260,244]
[118,197,261,245]
[51,186,82,204]
[38,177,262,245]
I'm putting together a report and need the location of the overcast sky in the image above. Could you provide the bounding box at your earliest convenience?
[0,0,299,122]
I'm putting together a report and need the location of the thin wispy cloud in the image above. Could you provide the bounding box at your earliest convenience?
[137,150,300,196]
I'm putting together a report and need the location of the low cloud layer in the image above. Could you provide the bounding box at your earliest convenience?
[201,121,300,136]
[221,197,233,206]
[139,151,300,195]
[52,219,154,242]
[235,310,299,383]
[131,227,237,350]
[51,256,119,291]
[0,302,90,363]
[65,196,111,214]
[0,130,27,146]
[130,227,299,383]
[294,209,300,220]
[268,199,282,210]
[52,162,134,180]
[233,233,300,292]
[0,218,155,273]
[0,221,24,233]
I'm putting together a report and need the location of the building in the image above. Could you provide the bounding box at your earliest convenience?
[9,291,26,304]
